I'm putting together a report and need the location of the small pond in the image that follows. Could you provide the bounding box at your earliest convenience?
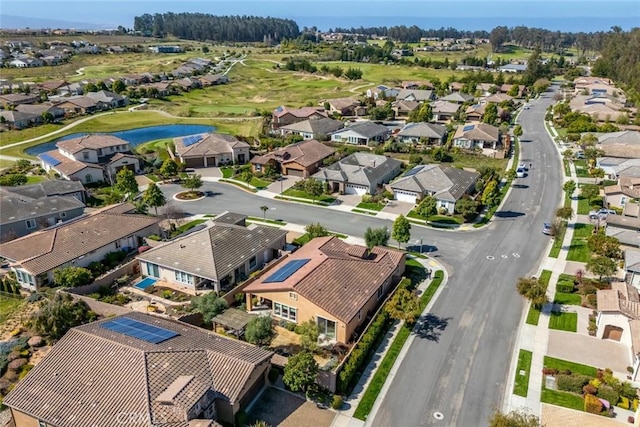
[26,124,216,156]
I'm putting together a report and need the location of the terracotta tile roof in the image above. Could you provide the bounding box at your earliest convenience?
[597,283,640,319]
[453,122,500,142]
[251,140,335,168]
[541,403,623,427]
[174,133,249,158]
[3,312,272,427]
[245,236,405,323]
[56,134,129,154]
[0,203,158,275]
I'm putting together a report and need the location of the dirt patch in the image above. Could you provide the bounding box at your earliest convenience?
[247,387,335,427]
[0,302,36,341]
[250,95,268,103]
[270,326,301,349]
[174,191,205,200]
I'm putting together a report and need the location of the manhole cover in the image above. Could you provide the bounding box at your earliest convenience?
[486,255,495,260]
[433,412,444,420]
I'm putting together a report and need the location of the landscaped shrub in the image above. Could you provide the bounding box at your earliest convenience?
[634,399,639,411]
[584,393,603,414]
[597,385,619,406]
[542,368,559,376]
[331,394,343,410]
[556,280,575,293]
[556,374,591,394]
[583,384,597,395]
[618,396,630,409]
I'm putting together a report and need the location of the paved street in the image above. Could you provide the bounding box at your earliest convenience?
[158,88,562,426]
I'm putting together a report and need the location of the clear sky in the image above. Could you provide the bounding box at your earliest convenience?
[1,0,638,32]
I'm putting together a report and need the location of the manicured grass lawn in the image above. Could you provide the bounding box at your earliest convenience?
[25,175,46,184]
[356,202,384,211]
[353,270,443,421]
[171,219,207,237]
[250,177,270,189]
[558,273,575,283]
[541,387,585,411]
[427,215,462,225]
[544,356,597,377]
[553,292,582,306]
[577,195,590,215]
[220,167,233,178]
[549,311,578,332]
[145,174,160,182]
[407,209,427,221]
[513,349,533,397]
[566,223,594,263]
[282,188,336,204]
[352,208,376,215]
[0,296,26,325]
[526,270,552,326]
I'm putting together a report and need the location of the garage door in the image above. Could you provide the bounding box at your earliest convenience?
[394,190,417,204]
[184,157,204,168]
[345,184,368,195]
[286,168,304,177]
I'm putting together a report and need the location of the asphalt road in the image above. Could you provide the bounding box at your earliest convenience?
[158,88,561,426]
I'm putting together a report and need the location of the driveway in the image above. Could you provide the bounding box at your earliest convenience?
[266,175,302,194]
[247,387,334,427]
[382,200,414,215]
[196,167,222,179]
[335,194,361,208]
[547,330,631,374]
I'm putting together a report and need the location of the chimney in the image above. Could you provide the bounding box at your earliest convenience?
[371,160,376,168]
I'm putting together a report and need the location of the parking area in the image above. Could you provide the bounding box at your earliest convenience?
[247,387,335,427]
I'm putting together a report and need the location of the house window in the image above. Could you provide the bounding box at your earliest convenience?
[255,164,262,172]
[377,285,383,300]
[147,263,160,278]
[115,240,121,249]
[85,174,92,183]
[621,196,627,206]
[25,219,36,229]
[249,256,257,269]
[83,151,89,160]
[358,310,362,320]
[16,270,34,285]
[289,292,297,301]
[317,316,337,339]
[273,302,297,322]
[174,270,194,285]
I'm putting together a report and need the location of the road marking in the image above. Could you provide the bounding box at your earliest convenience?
[486,256,495,260]
[501,255,508,259]
[433,412,444,420]
[513,253,520,258]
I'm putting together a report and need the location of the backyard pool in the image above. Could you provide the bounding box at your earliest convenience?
[26,124,216,156]
[134,277,158,290]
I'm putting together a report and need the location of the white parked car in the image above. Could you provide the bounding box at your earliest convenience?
[516,167,525,178]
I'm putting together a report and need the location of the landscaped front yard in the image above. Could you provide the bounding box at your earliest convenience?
[282,188,336,204]
[526,270,552,326]
[553,292,582,306]
[566,223,594,263]
[548,311,578,332]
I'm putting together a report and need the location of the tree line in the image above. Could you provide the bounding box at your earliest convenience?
[326,25,490,41]
[133,13,300,42]
[591,28,640,98]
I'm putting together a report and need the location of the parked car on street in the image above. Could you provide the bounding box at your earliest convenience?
[542,223,553,235]
[516,167,525,178]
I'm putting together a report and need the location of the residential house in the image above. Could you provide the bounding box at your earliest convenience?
[0,186,85,242]
[625,249,640,289]
[55,96,101,115]
[324,97,366,116]
[0,93,39,107]
[449,82,464,92]
[597,131,640,159]
[57,134,132,164]
[440,92,475,104]
[395,89,435,103]
[244,236,405,344]
[604,177,640,209]
[596,283,640,380]
[329,121,389,146]
[452,123,501,152]
[569,95,627,123]
[173,77,202,91]
[271,106,328,130]
[0,203,159,290]
[251,139,335,177]
[391,100,420,117]
[137,216,287,294]
[366,85,400,100]
[8,57,43,68]
[574,76,614,92]
[0,110,42,129]
[173,133,250,168]
[199,74,229,86]
[3,311,273,426]
[277,117,344,141]
[15,102,65,120]
[312,152,402,195]
[498,64,527,73]
[36,80,69,94]
[141,81,174,97]
[56,82,83,96]
[85,90,128,108]
[107,153,142,180]
[3,179,86,202]
[402,80,433,90]
[396,122,447,145]
[390,164,479,211]
[598,157,640,180]
[482,93,514,104]
[606,215,640,248]
[476,83,497,97]
[431,100,460,122]
[499,84,527,97]
[464,103,508,123]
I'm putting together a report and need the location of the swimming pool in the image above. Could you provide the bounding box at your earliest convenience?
[134,277,158,290]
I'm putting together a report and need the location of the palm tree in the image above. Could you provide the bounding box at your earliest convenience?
[260,205,269,220]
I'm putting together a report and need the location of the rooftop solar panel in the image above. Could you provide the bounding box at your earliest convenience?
[182,134,204,147]
[101,317,179,344]
[403,165,424,177]
[263,259,310,283]
[462,125,475,132]
[39,153,61,167]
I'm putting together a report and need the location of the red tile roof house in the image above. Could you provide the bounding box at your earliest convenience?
[243,236,405,344]
[271,106,328,130]
[251,139,336,178]
[0,203,159,291]
[173,133,251,168]
[3,311,273,427]
[136,218,287,295]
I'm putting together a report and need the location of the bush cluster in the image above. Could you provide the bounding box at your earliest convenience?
[584,393,603,414]
[556,374,591,394]
[556,280,575,293]
[337,310,390,394]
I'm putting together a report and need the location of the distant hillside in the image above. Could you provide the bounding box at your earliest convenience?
[0,14,113,30]
[133,13,299,42]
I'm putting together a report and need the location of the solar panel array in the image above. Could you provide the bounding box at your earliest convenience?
[403,165,424,177]
[39,153,61,167]
[182,134,204,147]
[462,125,475,132]
[101,317,179,344]
[263,259,310,283]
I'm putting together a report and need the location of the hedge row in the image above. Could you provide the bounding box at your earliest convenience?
[337,309,391,394]
[556,280,575,293]
[556,374,591,394]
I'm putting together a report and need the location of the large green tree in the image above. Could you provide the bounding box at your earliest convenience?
[385,288,420,324]
[516,277,548,309]
[30,293,97,340]
[192,293,228,324]
[364,227,390,249]
[181,174,203,195]
[245,316,274,346]
[586,256,617,280]
[53,266,93,288]
[305,222,329,239]
[488,409,541,427]
[482,103,498,125]
[587,233,622,259]
[282,351,318,392]
[297,319,320,352]
[392,214,411,249]
[159,159,178,178]
[114,168,139,199]
[142,182,166,215]
[416,196,437,218]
